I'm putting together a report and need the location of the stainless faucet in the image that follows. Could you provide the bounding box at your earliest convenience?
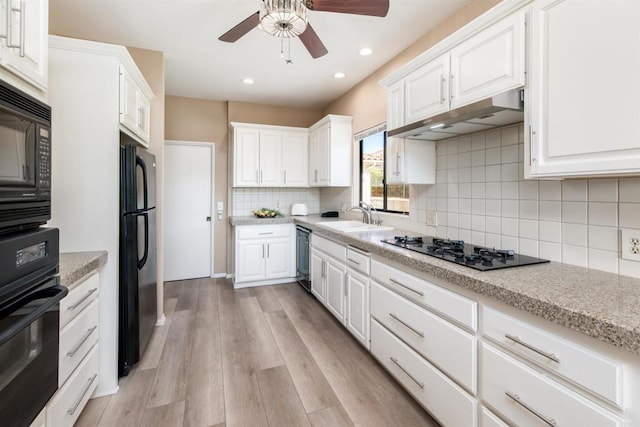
[349,201,382,225]
[349,205,371,224]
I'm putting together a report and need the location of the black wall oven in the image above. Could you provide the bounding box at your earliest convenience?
[0,227,66,427]
[0,78,52,235]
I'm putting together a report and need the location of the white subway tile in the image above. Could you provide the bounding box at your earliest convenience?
[519,219,538,240]
[486,216,501,234]
[486,233,502,248]
[539,201,562,222]
[501,125,519,146]
[448,198,459,213]
[501,144,519,164]
[562,201,587,224]
[458,228,472,242]
[447,139,459,154]
[436,226,447,237]
[459,213,471,229]
[459,198,472,214]
[426,184,437,198]
[436,142,447,156]
[436,157,446,170]
[485,165,501,182]
[502,181,519,199]
[502,217,518,236]
[448,183,459,198]
[539,221,562,243]
[518,144,525,163]
[562,245,588,267]
[563,223,588,247]
[539,241,562,262]
[471,231,486,246]
[486,147,501,165]
[471,182,486,199]
[620,178,640,203]
[486,200,502,216]
[619,259,640,279]
[459,183,472,198]
[472,215,486,231]
[459,136,472,153]
[447,154,459,169]
[588,202,618,227]
[502,199,518,218]
[588,225,618,251]
[519,181,539,200]
[588,179,618,202]
[459,152,472,168]
[471,150,485,166]
[427,197,438,210]
[519,239,539,257]
[501,163,519,181]
[486,182,502,199]
[472,166,486,182]
[472,199,486,215]
[539,181,562,201]
[562,180,588,201]
[519,200,538,220]
[426,225,437,236]
[437,198,448,212]
[486,129,501,148]
[447,169,459,184]
[588,248,619,274]
[619,203,640,228]
[436,170,447,183]
[502,235,519,251]
[471,133,486,151]
[518,162,525,181]
[459,167,471,183]
[447,213,459,228]
[447,227,459,239]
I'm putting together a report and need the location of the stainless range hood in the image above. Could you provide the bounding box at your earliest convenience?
[388,89,524,141]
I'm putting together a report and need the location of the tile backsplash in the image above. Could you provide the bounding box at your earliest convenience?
[374,123,640,279]
[232,187,320,216]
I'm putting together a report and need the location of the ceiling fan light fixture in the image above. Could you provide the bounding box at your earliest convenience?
[259,0,308,38]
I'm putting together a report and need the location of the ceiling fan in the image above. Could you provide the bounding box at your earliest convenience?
[218,0,390,59]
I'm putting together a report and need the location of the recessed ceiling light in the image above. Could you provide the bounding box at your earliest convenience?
[334,72,346,79]
[242,78,254,85]
[359,48,373,56]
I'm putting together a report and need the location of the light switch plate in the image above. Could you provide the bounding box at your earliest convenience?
[426,210,438,227]
[621,228,640,262]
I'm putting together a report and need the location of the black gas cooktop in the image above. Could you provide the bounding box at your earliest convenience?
[381,236,549,271]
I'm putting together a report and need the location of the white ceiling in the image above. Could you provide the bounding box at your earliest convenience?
[50,0,470,109]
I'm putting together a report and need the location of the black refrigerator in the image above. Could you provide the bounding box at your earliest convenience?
[119,144,157,377]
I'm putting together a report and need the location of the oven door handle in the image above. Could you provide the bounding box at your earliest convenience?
[0,284,68,347]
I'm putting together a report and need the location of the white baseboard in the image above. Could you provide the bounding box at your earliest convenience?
[233,276,297,289]
[212,273,227,278]
[92,385,119,398]
[226,273,233,279]
[155,313,166,326]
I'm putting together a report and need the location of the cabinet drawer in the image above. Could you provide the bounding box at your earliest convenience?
[60,273,99,329]
[481,406,508,427]
[481,344,623,427]
[59,300,99,386]
[371,319,477,427]
[47,344,99,427]
[311,234,346,262]
[346,246,370,275]
[371,281,476,393]
[371,259,477,331]
[237,224,293,239]
[483,307,623,407]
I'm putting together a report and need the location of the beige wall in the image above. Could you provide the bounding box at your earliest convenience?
[228,101,323,127]
[127,47,166,319]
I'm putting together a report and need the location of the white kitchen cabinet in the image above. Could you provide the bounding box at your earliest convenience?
[325,256,347,324]
[234,224,296,287]
[386,80,404,130]
[232,123,308,187]
[405,53,450,122]
[119,63,153,147]
[310,249,325,303]
[345,267,369,349]
[527,0,640,177]
[308,115,353,187]
[310,234,350,326]
[385,137,436,185]
[0,0,47,98]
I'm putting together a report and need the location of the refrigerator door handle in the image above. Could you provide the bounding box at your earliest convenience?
[137,212,149,269]
[136,155,149,210]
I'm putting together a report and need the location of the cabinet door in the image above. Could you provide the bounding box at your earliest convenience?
[236,240,266,283]
[0,0,47,90]
[265,237,292,279]
[385,137,405,185]
[316,123,330,186]
[528,0,640,177]
[137,91,151,144]
[404,54,449,123]
[234,128,260,186]
[325,257,346,324]
[387,79,404,130]
[259,130,283,186]
[450,12,525,108]
[346,268,369,348]
[282,132,309,187]
[119,65,139,133]
[310,249,325,302]
[308,129,320,186]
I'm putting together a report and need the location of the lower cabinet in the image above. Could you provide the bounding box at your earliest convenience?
[345,268,369,349]
[234,224,296,287]
[325,257,346,323]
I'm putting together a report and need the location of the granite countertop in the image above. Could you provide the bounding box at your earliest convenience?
[59,251,108,289]
[231,214,640,355]
[229,215,295,226]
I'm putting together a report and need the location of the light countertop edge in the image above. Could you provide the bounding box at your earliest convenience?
[230,214,640,356]
[59,251,108,289]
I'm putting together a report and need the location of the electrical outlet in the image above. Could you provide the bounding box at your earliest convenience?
[276,201,280,209]
[621,229,640,262]
[426,210,438,227]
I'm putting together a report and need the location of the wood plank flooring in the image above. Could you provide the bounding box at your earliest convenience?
[76,278,439,427]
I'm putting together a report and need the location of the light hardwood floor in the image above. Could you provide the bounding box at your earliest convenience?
[76,278,439,427]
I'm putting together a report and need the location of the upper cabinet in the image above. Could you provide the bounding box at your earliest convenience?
[526,0,640,178]
[386,137,436,185]
[384,11,525,132]
[231,122,309,188]
[119,63,153,147]
[309,114,353,187]
[0,0,47,99]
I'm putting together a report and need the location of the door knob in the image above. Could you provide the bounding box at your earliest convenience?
[206,216,211,222]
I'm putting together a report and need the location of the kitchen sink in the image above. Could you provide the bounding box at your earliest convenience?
[318,220,393,233]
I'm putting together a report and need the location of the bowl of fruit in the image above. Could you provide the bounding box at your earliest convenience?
[253,208,282,218]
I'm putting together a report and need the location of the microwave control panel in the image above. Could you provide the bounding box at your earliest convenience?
[38,127,51,188]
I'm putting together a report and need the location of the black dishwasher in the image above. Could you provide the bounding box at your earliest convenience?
[295,226,311,292]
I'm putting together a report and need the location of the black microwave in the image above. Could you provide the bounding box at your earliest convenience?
[0,79,52,234]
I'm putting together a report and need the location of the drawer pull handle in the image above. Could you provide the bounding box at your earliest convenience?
[67,326,98,357]
[347,258,360,265]
[389,313,424,337]
[390,356,424,389]
[389,278,425,296]
[505,334,560,363]
[67,288,98,311]
[67,374,98,416]
[259,232,274,235]
[505,391,558,426]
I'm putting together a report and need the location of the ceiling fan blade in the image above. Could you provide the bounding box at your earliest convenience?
[306,0,389,17]
[219,12,260,42]
[299,24,328,59]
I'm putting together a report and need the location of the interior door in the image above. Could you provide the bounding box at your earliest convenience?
[163,143,213,281]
